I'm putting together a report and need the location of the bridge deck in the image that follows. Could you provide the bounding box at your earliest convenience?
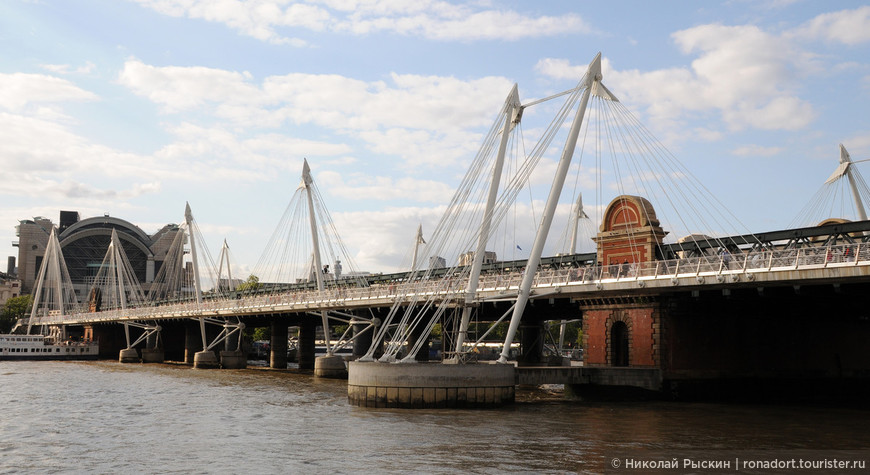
[29,242,870,326]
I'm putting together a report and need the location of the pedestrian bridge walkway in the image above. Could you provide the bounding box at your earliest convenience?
[27,241,870,327]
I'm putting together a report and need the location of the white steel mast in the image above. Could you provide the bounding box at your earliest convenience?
[411,224,425,272]
[453,84,521,358]
[498,53,612,364]
[302,159,332,356]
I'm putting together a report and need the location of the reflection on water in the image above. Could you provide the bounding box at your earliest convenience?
[0,361,868,473]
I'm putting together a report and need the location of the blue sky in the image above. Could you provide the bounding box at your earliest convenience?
[2,0,870,277]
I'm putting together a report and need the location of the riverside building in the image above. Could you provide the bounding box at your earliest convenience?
[13,211,182,298]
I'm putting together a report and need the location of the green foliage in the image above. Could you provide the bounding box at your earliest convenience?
[250,327,272,341]
[236,274,262,292]
[430,323,442,339]
[1,294,32,333]
[555,321,583,347]
[332,324,348,338]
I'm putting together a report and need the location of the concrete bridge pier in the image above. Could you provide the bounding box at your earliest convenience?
[193,321,221,369]
[184,320,202,365]
[518,322,545,367]
[348,361,515,408]
[119,347,140,363]
[314,318,347,377]
[193,350,220,369]
[220,322,246,369]
[297,321,316,370]
[351,318,372,359]
[270,320,288,369]
[314,354,347,378]
[141,327,164,363]
[119,325,142,363]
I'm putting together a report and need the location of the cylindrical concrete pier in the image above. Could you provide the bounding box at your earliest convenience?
[270,321,288,369]
[314,355,347,378]
[193,350,220,369]
[220,350,247,369]
[351,319,372,359]
[184,321,201,365]
[297,322,315,370]
[348,361,515,409]
[141,348,164,363]
[119,348,140,363]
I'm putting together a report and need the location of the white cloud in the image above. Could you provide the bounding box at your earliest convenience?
[317,170,455,203]
[332,205,446,273]
[340,8,590,41]
[0,72,98,112]
[536,23,816,135]
[119,60,513,169]
[40,62,97,75]
[118,60,262,113]
[154,122,353,174]
[732,144,784,157]
[131,0,590,44]
[791,6,870,45]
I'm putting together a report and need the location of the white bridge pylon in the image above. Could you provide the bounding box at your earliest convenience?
[88,228,154,350]
[791,144,870,228]
[248,159,377,357]
[25,226,78,337]
[496,54,605,363]
[181,202,245,356]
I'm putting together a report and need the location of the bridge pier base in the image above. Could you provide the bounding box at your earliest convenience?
[297,322,316,370]
[314,355,347,378]
[184,321,202,365]
[352,319,372,359]
[141,348,164,363]
[270,321,288,369]
[194,350,220,369]
[220,350,246,369]
[119,348,139,363]
[141,330,163,363]
[348,361,515,408]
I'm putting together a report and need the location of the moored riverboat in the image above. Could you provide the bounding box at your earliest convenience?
[0,334,99,361]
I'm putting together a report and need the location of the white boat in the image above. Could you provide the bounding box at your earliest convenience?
[0,334,99,361]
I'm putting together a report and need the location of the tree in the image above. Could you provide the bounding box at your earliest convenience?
[249,326,271,342]
[236,274,262,292]
[1,295,32,333]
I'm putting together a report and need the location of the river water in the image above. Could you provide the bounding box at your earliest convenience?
[1,361,868,474]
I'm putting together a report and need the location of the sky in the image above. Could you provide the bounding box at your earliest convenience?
[2,0,870,278]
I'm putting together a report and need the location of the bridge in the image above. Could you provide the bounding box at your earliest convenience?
[16,52,870,407]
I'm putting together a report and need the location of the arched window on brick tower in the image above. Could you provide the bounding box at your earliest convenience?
[593,195,667,271]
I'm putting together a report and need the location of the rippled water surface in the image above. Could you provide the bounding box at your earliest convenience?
[1,361,868,474]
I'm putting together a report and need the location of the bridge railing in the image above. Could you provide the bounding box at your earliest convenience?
[529,242,869,288]
[31,242,870,325]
